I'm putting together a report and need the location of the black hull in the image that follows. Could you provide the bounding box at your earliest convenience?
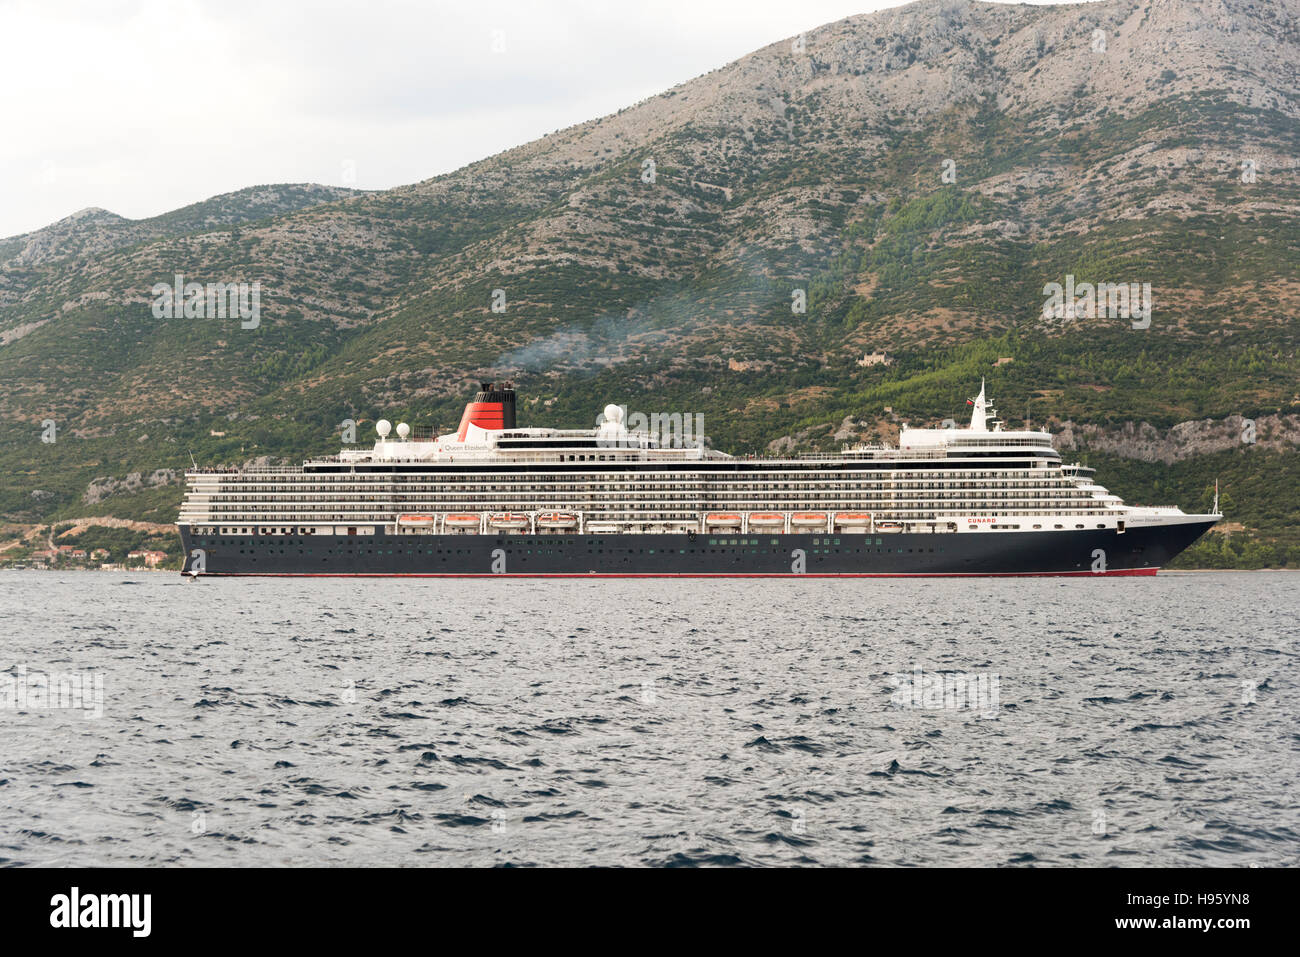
[178,521,1215,577]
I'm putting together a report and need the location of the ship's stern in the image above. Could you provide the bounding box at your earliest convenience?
[177,523,199,576]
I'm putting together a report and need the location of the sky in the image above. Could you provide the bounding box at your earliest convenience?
[0,0,1079,239]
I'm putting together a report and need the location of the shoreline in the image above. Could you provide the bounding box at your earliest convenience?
[1,566,1296,575]
[0,565,176,573]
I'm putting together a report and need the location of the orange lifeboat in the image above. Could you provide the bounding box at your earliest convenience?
[704,513,743,527]
[397,514,436,527]
[443,513,481,529]
[790,512,828,528]
[833,512,872,527]
[488,512,530,530]
[537,512,578,529]
[748,512,786,528]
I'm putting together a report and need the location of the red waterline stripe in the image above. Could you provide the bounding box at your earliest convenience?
[184,568,1160,579]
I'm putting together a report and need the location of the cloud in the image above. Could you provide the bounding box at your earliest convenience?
[0,0,1066,238]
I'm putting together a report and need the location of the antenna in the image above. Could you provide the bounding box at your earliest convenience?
[1213,478,1220,516]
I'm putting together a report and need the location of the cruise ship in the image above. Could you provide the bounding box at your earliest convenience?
[177,382,1219,577]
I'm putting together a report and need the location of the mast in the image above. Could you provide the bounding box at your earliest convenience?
[967,379,990,431]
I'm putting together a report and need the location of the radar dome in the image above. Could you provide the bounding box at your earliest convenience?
[396,422,410,439]
[603,404,624,425]
[376,419,392,438]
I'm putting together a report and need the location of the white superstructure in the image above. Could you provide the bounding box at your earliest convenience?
[178,383,1216,538]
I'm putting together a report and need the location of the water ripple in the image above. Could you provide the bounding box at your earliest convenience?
[0,570,1296,866]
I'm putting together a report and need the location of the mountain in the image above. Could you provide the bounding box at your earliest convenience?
[0,0,1297,569]
[0,184,361,291]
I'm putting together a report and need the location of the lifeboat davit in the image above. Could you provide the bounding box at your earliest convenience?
[833,512,872,527]
[790,512,828,528]
[537,512,578,529]
[705,513,743,527]
[748,512,786,528]
[488,512,530,530]
[444,513,481,529]
[397,514,436,527]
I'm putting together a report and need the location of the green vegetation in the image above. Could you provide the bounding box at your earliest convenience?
[1,44,1296,569]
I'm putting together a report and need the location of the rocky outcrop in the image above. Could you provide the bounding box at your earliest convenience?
[83,469,178,504]
[1054,414,1300,463]
[767,424,832,453]
[833,415,861,441]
